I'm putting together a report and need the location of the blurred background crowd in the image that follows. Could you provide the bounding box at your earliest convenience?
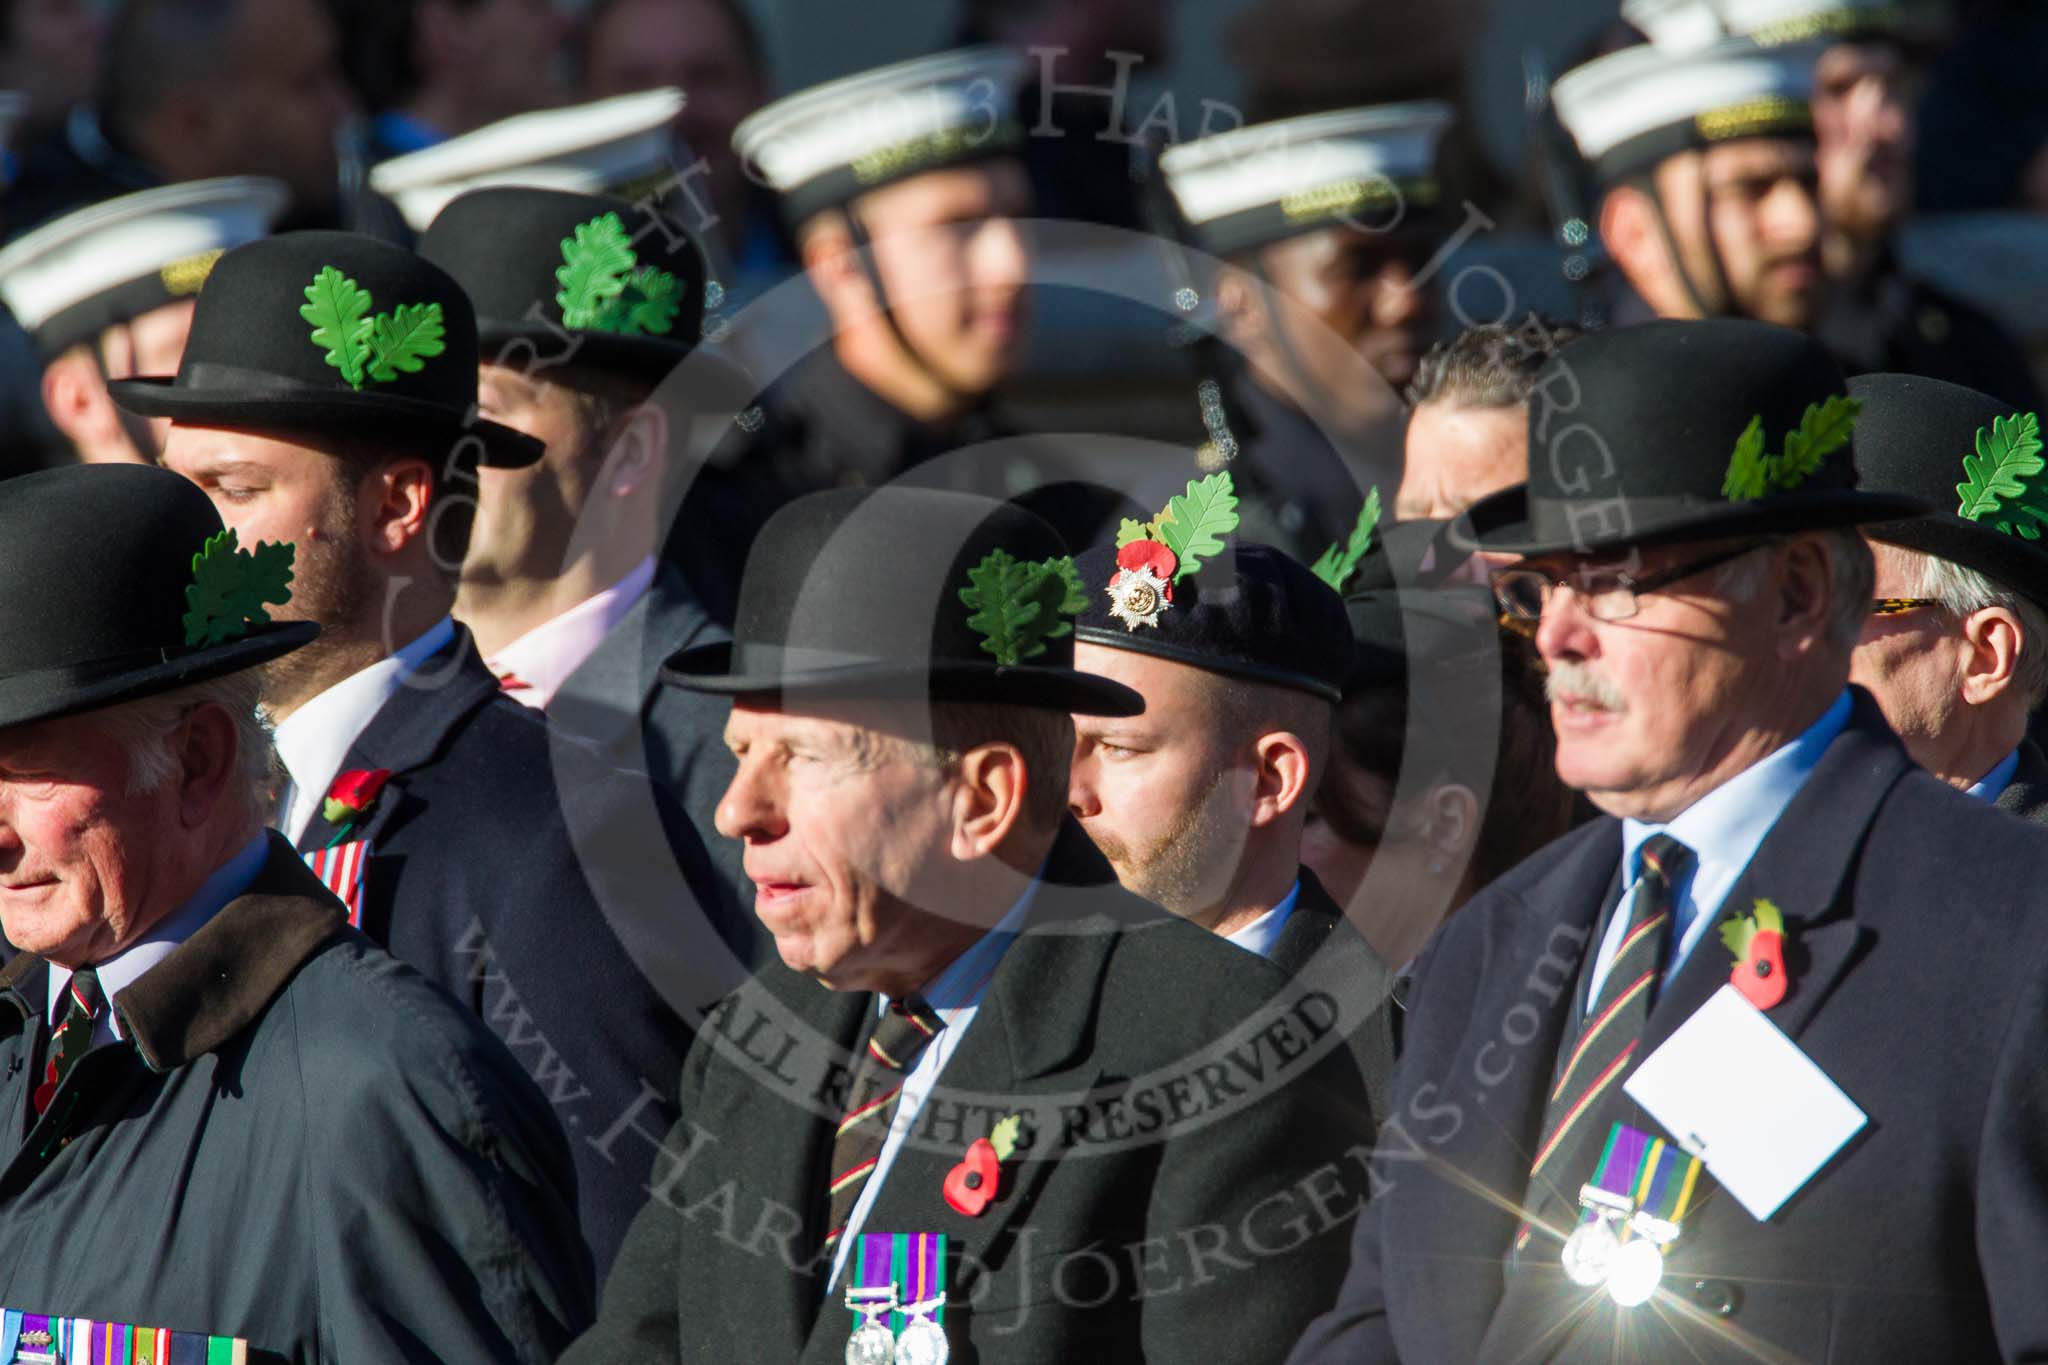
[3,0,2047,471]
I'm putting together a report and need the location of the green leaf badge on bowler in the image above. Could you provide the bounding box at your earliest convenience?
[1311,485,1381,592]
[960,549,1085,667]
[1154,472,1240,583]
[1721,396,1861,501]
[183,528,296,647]
[556,212,682,337]
[1956,412,2048,539]
[300,266,446,392]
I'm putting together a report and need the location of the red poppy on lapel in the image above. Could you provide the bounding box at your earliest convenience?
[322,767,393,829]
[944,1138,1001,1217]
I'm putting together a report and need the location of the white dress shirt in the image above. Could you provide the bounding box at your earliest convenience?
[1586,690,1851,1008]
[483,557,657,710]
[1224,879,1303,960]
[49,831,269,1048]
[1966,747,2022,802]
[272,617,456,843]
[827,888,1036,1289]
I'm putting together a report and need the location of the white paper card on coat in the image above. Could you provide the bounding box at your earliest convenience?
[1623,983,1866,1222]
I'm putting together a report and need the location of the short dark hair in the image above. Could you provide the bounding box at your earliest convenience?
[1405,319,1580,410]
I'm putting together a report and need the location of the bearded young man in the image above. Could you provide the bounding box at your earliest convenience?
[1290,319,2048,1364]
[113,229,758,1277]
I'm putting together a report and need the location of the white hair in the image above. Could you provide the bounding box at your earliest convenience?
[1884,544,2048,708]
[90,671,277,823]
[1713,528,1875,649]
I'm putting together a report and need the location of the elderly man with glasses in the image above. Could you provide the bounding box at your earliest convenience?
[1833,374,2048,821]
[1288,319,2048,1365]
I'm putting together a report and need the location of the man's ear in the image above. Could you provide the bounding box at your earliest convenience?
[799,212,875,325]
[1249,730,1314,828]
[174,702,241,831]
[1214,264,1269,356]
[949,742,1029,861]
[41,351,123,453]
[1960,606,2026,706]
[601,401,667,501]
[1774,537,1838,659]
[1599,184,1660,294]
[363,457,436,557]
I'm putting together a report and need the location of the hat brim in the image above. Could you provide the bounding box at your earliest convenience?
[1069,625,1344,703]
[107,377,544,469]
[1449,485,1933,557]
[0,621,318,732]
[477,323,756,405]
[1866,515,2048,611]
[658,641,1145,717]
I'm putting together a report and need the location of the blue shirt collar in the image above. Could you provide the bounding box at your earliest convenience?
[882,877,1037,1017]
[1225,878,1302,960]
[1621,690,1852,893]
[1966,747,2022,803]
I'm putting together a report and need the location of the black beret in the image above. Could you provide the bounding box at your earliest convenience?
[1072,540,1354,702]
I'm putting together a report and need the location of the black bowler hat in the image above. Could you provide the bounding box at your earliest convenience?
[660,487,1143,716]
[1848,373,2048,608]
[1454,319,1928,558]
[1071,538,1354,704]
[108,230,541,469]
[419,186,749,396]
[0,464,318,730]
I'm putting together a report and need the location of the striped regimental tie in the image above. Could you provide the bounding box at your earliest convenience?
[1517,834,1695,1251]
[822,996,947,1254]
[34,966,103,1116]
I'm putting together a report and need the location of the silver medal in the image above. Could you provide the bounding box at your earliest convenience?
[895,1315,949,1365]
[1560,1218,1621,1288]
[1605,1236,1665,1308]
[845,1318,897,1365]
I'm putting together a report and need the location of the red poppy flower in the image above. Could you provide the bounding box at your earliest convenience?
[943,1137,1002,1217]
[1115,539,1178,585]
[322,767,393,827]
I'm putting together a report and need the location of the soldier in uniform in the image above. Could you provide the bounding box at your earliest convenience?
[1623,0,2042,405]
[1551,36,1828,332]
[1845,373,2048,820]
[1290,319,2048,1362]
[1158,105,1449,562]
[682,47,1133,622]
[0,177,285,466]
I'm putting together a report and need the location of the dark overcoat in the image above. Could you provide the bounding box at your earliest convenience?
[1288,692,2048,1363]
[0,837,593,1362]
[563,831,1380,1364]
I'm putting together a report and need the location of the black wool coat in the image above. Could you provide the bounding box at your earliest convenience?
[290,626,760,1278]
[562,832,1380,1365]
[1287,691,2048,1363]
[0,837,592,1362]
[1996,739,2048,827]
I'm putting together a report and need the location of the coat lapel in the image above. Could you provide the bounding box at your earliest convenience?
[292,627,500,853]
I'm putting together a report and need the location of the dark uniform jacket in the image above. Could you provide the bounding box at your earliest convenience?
[0,836,591,1362]
[669,348,1138,626]
[289,625,757,1277]
[1269,869,1399,1120]
[1819,244,2042,410]
[562,829,1378,1365]
[1288,691,2048,1363]
[1216,357,1396,568]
